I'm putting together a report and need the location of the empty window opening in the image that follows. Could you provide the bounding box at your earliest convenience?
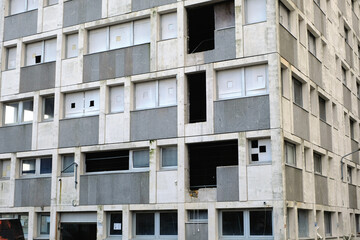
[293,78,303,107]
[222,211,244,236]
[188,72,206,123]
[342,66,347,84]
[357,82,360,98]
[85,150,129,172]
[350,118,355,139]
[249,139,272,163]
[345,27,349,43]
[318,96,326,121]
[188,140,238,190]
[324,212,332,236]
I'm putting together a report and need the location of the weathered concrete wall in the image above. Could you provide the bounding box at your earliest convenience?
[216,166,239,202]
[314,3,326,35]
[20,62,56,93]
[279,25,297,67]
[308,53,322,87]
[14,178,51,207]
[343,85,352,111]
[351,139,359,164]
[315,174,328,205]
[285,166,303,202]
[4,10,37,41]
[0,124,32,154]
[63,0,102,27]
[319,120,332,151]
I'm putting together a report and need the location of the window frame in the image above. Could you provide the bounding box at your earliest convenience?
[6,47,16,70]
[65,33,79,59]
[244,0,267,24]
[308,30,316,56]
[347,165,353,184]
[107,212,123,237]
[61,154,75,175]
[279,1,291,31]
[42,95,54,121]
[25,38,57,66]
[64,90,100,119]
[292,77,303,107]
[160,12,178,40]
[324,211,332,237]
[3,99,34,125]
[284,141,296,166]
[109,85,125,113]
[38,213,51,238]
[160,146,178,169]
[130,149,150,170]
[0,159,11,179]
[20,157,52,178]
[313,153,322,175]
[9,0,38,15]
[318,96,326,122]
[297,209,309,238]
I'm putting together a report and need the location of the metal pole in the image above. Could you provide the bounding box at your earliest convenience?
[340,148,360,180]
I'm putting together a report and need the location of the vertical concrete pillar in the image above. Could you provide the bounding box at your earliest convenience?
[97,205,105,240]
[149,140,157,203]
[238,132,247,201]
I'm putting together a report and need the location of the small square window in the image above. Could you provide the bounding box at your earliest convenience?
[109,213,122,236]
[43,96,54,121]
[132,150,149,168]
[161,146,177,168]
[62,155,74,174]
[249,139,272,163]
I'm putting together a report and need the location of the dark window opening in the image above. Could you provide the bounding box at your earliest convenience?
[222,211,244,236]
[188,72,207,123]
[160,212,178,235]
[109,213,122,235]
[89,100,94,107]
[319,96,326,121]
[35,55,41,63]
[71,103,76,108]
[40,158,52,174]
[249,210,272,236]
[61,223,96,240]
[135,213,155,235]
[259,146,266,152]
[350,118,355,139]
[188,140,238,190]
[251,154,259,162]
[85,150,129,172]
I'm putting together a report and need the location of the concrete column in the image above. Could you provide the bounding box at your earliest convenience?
[97,206,105,240]
[177,137,186,203]
[122,205,130,239]
[149,140,157,203]
[178,203,186,240]
[98,81,107,144]
[150,8,158,72]
[208,203,217,240]
[177,1,185,67]
[238,132,247,201]
[234,0,243,58]
[32,92,40,150]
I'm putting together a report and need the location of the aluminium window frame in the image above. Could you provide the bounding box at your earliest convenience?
[9,0,38,15]
[37,213,51,238]
[292,77,303,107]
[160,145,178,170]
[25,38,57,66]
[20,157,52,178]
[313,152,322,175]
[3,99,34,125]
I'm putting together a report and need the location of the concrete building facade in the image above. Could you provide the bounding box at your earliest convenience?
[0,0,359,239]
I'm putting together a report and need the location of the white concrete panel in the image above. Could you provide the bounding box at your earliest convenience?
[217,68,243,99]
[61,58,81,86]
[247,165,272,200]
[161,12,177,40]
[37,122,56,149]
[42,4,61,32]
[105,113,126,143]
[298,44,308,75]
[65,92,83,118]
[110,22,132,49]
[88,28,107,53]
[57,177,77,205]
[282,98,291,133]
[157,39,178,70]
[110,85,124,113]
[44,38,57,62]
[66,33,78,58]
[159,79,177,107]
[134,18,150,45]
[303,172,313,203]
[26,41,42,66]
[328,178,336,206]
[135,81,156,109]
[243,22,267,57]
[10,0,25,15]
[0,181,11,206]
[1,70,19,96]
[84,90,100,115]
[157,171,178,203]
[108,0,131,17]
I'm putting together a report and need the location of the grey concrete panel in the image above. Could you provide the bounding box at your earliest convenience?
[314,174,328,205]
[285,166,303,202]
[20,62,56,93]
[338,0,346,14]
[216,166,239,202]
[345,43,353,68]
[293,104,310,141]
[130,106,177,141]
[351,140,359,164]
[319,120,332,151]
[132,0,177,12]
[308,53,322,87]
[185,223,208,240]
[204,27,236,63]
[348,184,357,209]
[314,4,326,35]
[4,10,38,41]
[63,0,102,27]
[279,25,298,67]
[353,12,359,36]
[14,178,51,207]
[79,172,149,205]
[0,124,32,154]
[83,44,150,83]
[58,116,99,148]
[214,96,270,134]
[343,85,352,111]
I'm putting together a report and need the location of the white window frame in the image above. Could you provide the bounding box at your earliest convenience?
[308,30,316,56]
[3,99,34,125]
[109,85,125,113]
[130,149,150,171]
[313,153,322,175]
[0,159,11,179]
[61,154,75,176]
[20,157,52,178]
[37,213,51,238]
[25,39,57,66]
[188,210,208,223]
[160,146,178,170]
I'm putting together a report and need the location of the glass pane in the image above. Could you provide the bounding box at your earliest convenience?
[48,0,58,5]
[40,215,50,235]
[4,103,18,124]
[133,150,149,168]
[22,100,33,122]
[324,212,332,236]
[319,97,326,121]
[285,142,296,165]
[26,41,42,66]
[110,213,122,235]
[20,215,29,235]
[22,159,35,175]
[43,96,54,120]
[134,18,150,45]
[161,13,177,40]
[135,81,156,109]
[188,210,208,221]
[298,210,309,238]
[7,47,16,70]
[44,38,57,62]
[110,86,124,113]
[136,213,154,235]
[10,0,25,14]
[27,0,38,10]
[160,212,177,235]
[66,34,78,58]
[159,79,177,107]
[88,28,107,53]
[293,78,303,106]
[245,0,266,24]
[161,147,177,167]
[217,68,243,99]
[222,211,244,236]
[1,160,11,178]
[40,158,52,174]
[249,210,272,235]
[62,155,74,173]
[110,22,132,49]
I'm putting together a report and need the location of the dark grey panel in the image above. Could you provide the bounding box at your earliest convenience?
[130,106,177,141]
[345,43,353,68]
[314,174,328,205]
[348,184,357,209]
[79,172,149,205]
[314,4,326,35]
[4,10,38,41]
[20,62,56,93]
[351,140,359,164]
[14,178,51,207]
[214,96,270,134]
[279,25,297,67]
[217,166,239,202]
[0,124,32,154]
[185,223,208,240]
[319,120,332,151]
[83,44,150,83]
[293,104,310,141]
[59,116,99,148]
[308,53,322,87]
[285,166,303,202]
[204,27,236,63]
[343,85,352,111]
[132,0,177,12]
[63,0,102,27]
[353,12,359,36]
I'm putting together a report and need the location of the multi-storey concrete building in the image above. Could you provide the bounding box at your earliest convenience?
[0,0,359,239]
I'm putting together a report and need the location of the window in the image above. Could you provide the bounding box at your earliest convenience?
[6,47,16,70]
[342,66,347,84]
[108,212,122,236]
[350,118,355,139]
[3,99,33,125]
[88,19,150,54]
[0,213,28,236]
[0,160,11,178]
[293,78,303,107]
[345,27,349,44]
[161,12,177,40]
[133,212,177,237]
[285,141,296,166]
[66,33,78,58]
[298,209,309,238]
[42,95,54,121]
[46,0,58,6]
[25,39,56,66]
[347,166,353,184]
[188,210,208,222]
[279,1,290,31]
[308,31,316,56]
[135,79,177,110]
[245,0,267,24]
[356,214,360,236]
[313,153,322,174]
[64,90,99,118]
[324,212,332,236]
[318,96,326,121]
[9,0,38,15]
[357,82,360,98]
[249,138,272,163]
[249,210,272,236]
[110,85,124,113]
[61,155,74,174]
[161,146,177,168]
[188,72,206,123]
[38,213,50,236]
[221,211,244,236]
[217,65,268,100]
[132,150,149,168]
[21,157,52,176]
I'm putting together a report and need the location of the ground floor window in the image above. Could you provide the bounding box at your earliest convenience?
[133,211,177,238]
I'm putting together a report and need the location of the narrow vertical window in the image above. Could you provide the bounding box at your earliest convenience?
[313,153,322,174]
[285,141,296,166]
[43,96,54,121]
[66,33,78,58]
[318,96,326,121]
[6,47,16,70]
[293,78,303,107]
[188,72,207,123]
[308,31,316,56]
[110,86,124,113]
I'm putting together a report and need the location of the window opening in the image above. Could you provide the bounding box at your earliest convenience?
[188,72,206,123]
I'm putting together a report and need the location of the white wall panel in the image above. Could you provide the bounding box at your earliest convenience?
[245,0,266,24]
[84,90,100,115]
[134,19,150,45]
[7,48,16,70]
[65,92,83,118]
[245,65,267,96]
[26,41,42,66]
[110,22,132,49]
[110,86,124,112]
[66,34,78,58]
[161,13,177,40]
[44,38,57,62]
[135,81,156,109]
[88,28,107,53]
[159,79,177,107]
[217,68,243,99]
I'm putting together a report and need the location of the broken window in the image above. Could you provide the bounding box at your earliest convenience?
[0,160,10,178]
[308,31,316,56]
[6,47,16,70]
[313,152,322,174]
[245,0,267,24]
[318,96,326,121]
[161,146,177,168]
[21,157,52,176]
[4,99,33,125]
[279,1,290,31]
[222,211,244,236]
[249,138,272,163]
[64,90,99,118]
[249,210,272,236]
[324,211,332,236]
[133,212,177,237]
[188,140,238,189]
[26,39,56,66]
[108,212,122,236]
[110,85,124,113]
[285,141,296,166]
[0,213,28,235]
[66,33,78,58]
[10,0,38,15]
[61,154,74,174]
[188,72,206,123]
[88,19,150,54]
[298,209,309,238]
[293,78,303,107]
[161,12,177,40]
[85,150,129,172]
[42,95,54,121]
